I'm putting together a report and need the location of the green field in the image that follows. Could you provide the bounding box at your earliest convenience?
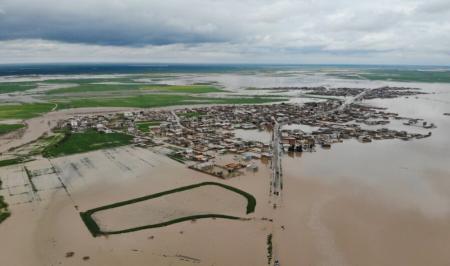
[0,124,25,135]
[0,95,284,121]
[80,182,256,237]
[136,121,161,132]
[42,130,133,158]
[46,83,144,95]
[140,84,223,93]
[0,82,37,94]
[42,77,139,85]
[56,94,285,109]
[46,83,223,95]
[0,103,55,120]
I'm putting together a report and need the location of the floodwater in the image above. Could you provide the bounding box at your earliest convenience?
[1,70,450,265]
[233,129,271,144]
[275,86,450,266]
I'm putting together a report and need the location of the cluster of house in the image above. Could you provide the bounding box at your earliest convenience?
[280,103,433,150]
[362,86,426,99]
[57,98,434,178]
[257,86,426,99]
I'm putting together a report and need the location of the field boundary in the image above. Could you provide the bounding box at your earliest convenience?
[80,181,256,237]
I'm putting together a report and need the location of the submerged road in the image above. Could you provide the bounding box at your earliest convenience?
[268,88,373,265]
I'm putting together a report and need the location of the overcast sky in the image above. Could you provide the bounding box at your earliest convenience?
[0,0,449,65]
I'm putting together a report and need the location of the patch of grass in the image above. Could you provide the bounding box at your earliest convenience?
[80,182,256,237]
[0,157,28,167]
[46,83,223,95]
[56,94,286,109]
[0,103,54,120]
[0,181,11,224]
[0,211,10,224]
[42,129,133,158]
[136,121,161,132]
[0,124,25,135]
[207,97,286,105]
[46,83,144,94]
[267,234,273,265]
[42,77,138,85]
[0,82,37,94]
[180,111,204,118]
[140,84,223,93]
[167,152,186,164]
[56,94,197,109]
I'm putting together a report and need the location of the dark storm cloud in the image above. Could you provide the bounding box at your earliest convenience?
[0,0,449,64]
[0,0,231,45]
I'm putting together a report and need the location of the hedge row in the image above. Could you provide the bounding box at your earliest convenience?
[80,182,256,237]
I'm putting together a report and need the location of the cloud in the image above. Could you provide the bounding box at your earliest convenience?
[0,0,449,64]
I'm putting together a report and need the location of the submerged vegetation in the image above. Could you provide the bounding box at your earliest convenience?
[0,180,11,224]
[267,234,273,265]
[42,129,133,158]
[80,182,256,237]
[0,157,30,168]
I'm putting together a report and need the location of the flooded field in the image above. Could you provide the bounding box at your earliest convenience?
[92,184,249,233]
[274,88,450,266]
[1,69,450,265]
[0,146,272,266]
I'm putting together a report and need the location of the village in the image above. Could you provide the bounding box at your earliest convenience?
[259,85,427,99]
[58,95,435,179]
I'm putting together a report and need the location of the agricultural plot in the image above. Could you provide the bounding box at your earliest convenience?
[45,83,223,95]
[0,82,37,94]
[0,124,25,135]
[0,103,55,120]
[0,159,63,206]
[80,182,256,237]
[136,121,161,132]
[42,130,133,158]
[140,84,223,93]
[55,94,286,109]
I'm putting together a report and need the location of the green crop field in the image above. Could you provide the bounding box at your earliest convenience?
[56,94,285,109]
[42,77,139,85]
[140,84,223,93]
[136,121,161,132]
[0,82,37,94]
[0,124,25,135]
[46,83,223,95]
[0,103,55,120]
[42,129,133,157]
[46,83,144,94]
